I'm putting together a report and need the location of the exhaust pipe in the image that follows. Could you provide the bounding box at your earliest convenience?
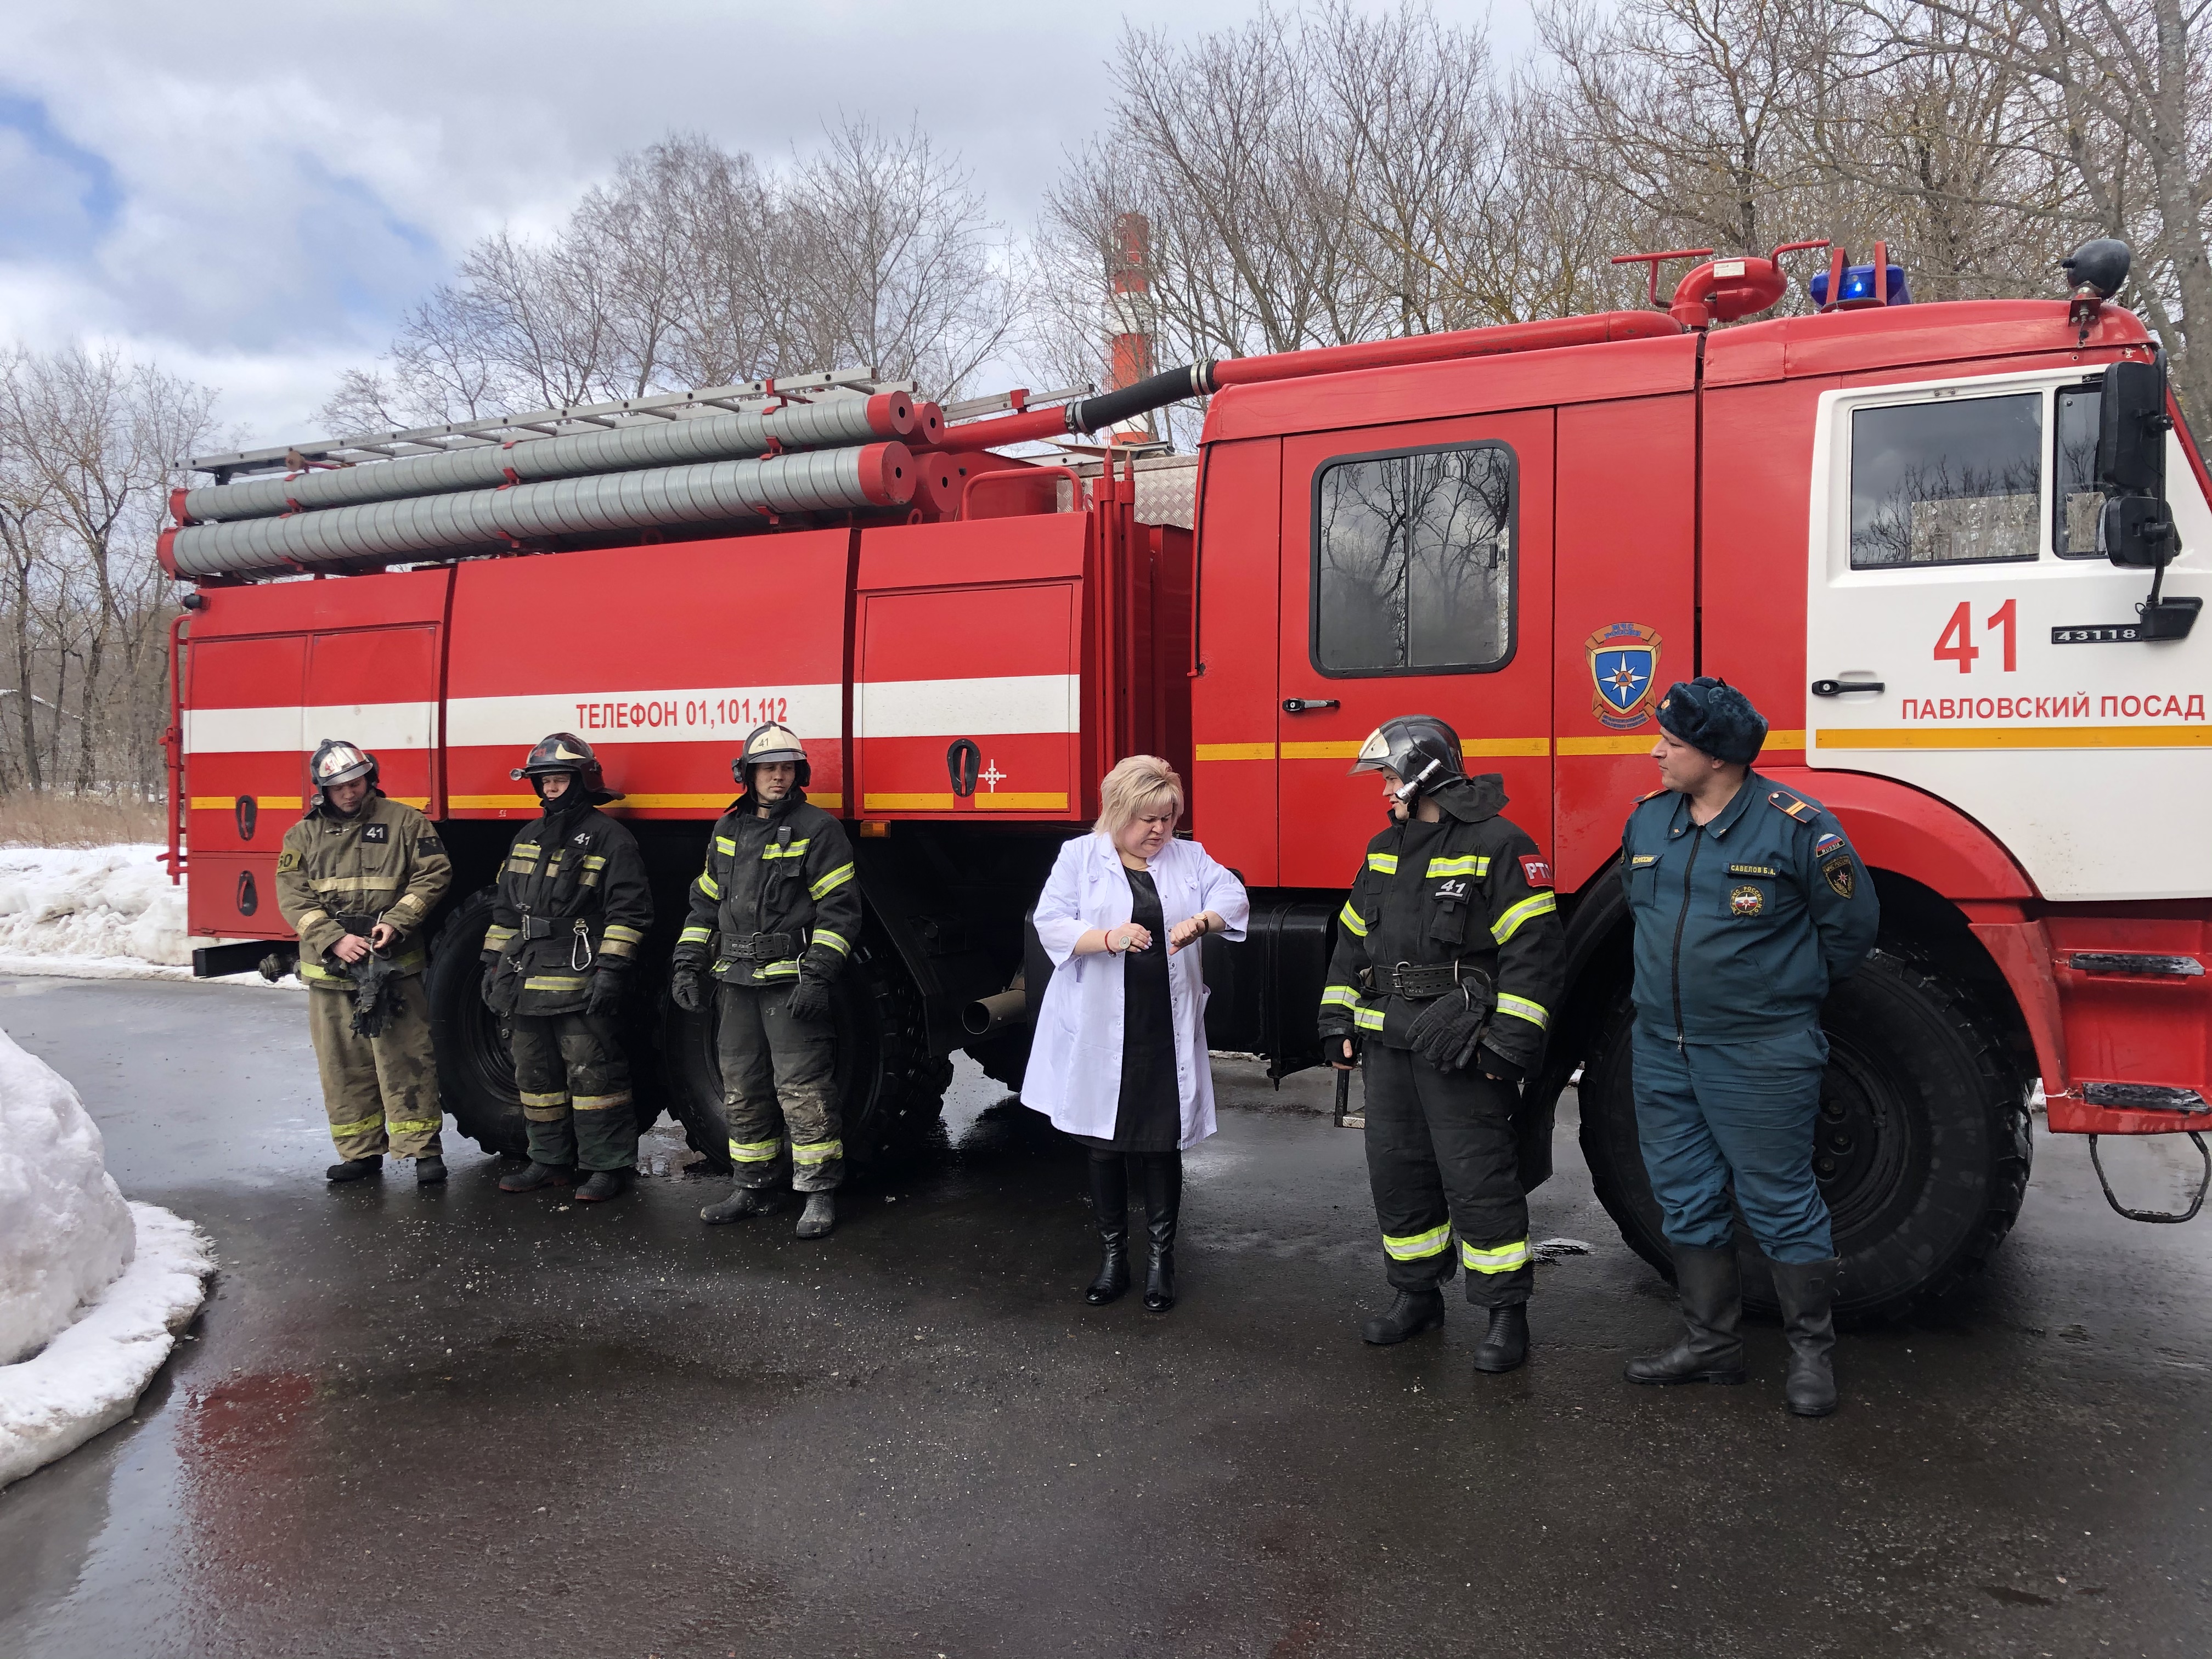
[961,985,1026,1039]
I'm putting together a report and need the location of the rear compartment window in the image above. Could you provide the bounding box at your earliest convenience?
[2054,383,2104,557]
[1312,442,1514,675]
[1849,392,2042,567]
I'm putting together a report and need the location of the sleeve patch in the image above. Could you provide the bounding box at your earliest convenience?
[276,849,300,872]
[1519,855,1553,888]
[1822,855,1857,899]
[1814,832,1844,859]
[416,836,443,857]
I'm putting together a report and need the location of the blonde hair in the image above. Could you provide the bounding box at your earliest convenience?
[1095,754,1185,836]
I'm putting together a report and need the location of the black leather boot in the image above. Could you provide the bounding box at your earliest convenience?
[1361,1287,1446,1345]
[700,1184,775,1223]
[1624,1245,1747,1386]
[1140,1152,1182,1312]
[1770,1256,1839,1417]
[1084,1153,1130,1305]
[574,1168,632,1203]
[1471,1304,1529,1373]
[325,1156,382,1183]
[498,1161,574,1194]
[414,1156,447,1186]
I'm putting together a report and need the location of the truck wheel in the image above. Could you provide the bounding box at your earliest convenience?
[1577,950,2032,1324]
[426,889,667,1159]
[661,930,951,1172]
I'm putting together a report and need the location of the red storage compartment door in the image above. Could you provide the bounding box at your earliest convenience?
[444,532,851,820]
[184,634,306,939]
[304,626,442,814]
[855,514,1089,820]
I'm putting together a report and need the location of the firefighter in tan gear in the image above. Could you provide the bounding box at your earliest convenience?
[482,733,654,1203]
[274,739,453,1184]
[674,724,860,1239]
[1319,715,1566,1376]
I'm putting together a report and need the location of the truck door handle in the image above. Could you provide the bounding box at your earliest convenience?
[1282,698,1341,714]
[1810,679,1884,697]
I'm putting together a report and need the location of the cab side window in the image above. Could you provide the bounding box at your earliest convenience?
[1312,442,1514,675]
[1849,393,2041,567]
[2053,384,2104,557]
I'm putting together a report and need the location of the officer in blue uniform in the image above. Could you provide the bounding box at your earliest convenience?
[1619,678,1877,1417]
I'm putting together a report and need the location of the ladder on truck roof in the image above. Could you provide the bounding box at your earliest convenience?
[185,367,916,481]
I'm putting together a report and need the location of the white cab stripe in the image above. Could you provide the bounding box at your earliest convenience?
[446,685,842,747]
[187,702,433,754]
[856,675,1080,738]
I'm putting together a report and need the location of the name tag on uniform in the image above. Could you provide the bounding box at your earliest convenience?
[362,823,388,843]
[1631,854,1658,867]
[1726,862,1776,877]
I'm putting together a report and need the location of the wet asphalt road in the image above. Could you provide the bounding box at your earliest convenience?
[1,973,2209,1658]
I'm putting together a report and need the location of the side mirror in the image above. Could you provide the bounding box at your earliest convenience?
[2097,359,2169,496]
[2100,493,2176,569]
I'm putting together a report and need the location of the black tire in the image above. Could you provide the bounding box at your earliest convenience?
[661,928,952,1173]
[425,888,666,1159]
[1577,949,2033,1324]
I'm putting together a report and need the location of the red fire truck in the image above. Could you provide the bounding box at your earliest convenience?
[165,240,2211,1319]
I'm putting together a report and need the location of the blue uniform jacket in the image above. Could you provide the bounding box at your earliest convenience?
[1621,771,1878,1043]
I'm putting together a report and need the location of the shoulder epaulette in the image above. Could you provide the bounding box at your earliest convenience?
[1768,790,1818,823]
[1634,787,1668,804]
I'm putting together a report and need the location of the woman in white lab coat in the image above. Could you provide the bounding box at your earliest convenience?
[1024,755,1250,1311]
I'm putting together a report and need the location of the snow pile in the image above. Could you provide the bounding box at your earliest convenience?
[0,844,194,974]
[0,1028,136,1364]
[0,1026,213,1489]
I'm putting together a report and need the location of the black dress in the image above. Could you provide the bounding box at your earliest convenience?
[1076,866,1183,1154]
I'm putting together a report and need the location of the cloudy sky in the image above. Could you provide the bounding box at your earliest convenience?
[1,2,1533,452]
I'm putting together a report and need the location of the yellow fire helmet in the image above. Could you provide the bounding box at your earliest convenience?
[735,722,810,788]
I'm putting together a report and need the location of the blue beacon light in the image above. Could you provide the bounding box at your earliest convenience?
[1809,262,1911,307]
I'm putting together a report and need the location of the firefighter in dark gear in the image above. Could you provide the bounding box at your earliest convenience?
[1621,678,1876,1418]
[674,723,859,1240]
[274,738,453,1185]
[483,733,654,1203]
[1318,716,1566,1376]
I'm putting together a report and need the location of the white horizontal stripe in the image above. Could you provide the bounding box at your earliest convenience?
[187,702,432,754]
[856,675,1080,738]
[445,684,841,748]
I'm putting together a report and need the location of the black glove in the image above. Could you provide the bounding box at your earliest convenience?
[669,960,707,1013]
[1474,1045,1524,1084]
[1404,984,1490,1073]
[480,954,519,1015]
[1320,1029,1359,1067]
[585,967,625,1017]
[784,975,833,1024]
[478,954,500,1006]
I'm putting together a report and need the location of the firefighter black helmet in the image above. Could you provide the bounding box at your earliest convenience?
[309,738,378,807]
[1349,715,1465,798]
[733,723,810,789]
[511,731,607,796]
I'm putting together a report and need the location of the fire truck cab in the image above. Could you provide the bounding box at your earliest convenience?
[172,245,2212,1321]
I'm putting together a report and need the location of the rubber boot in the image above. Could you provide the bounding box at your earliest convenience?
[1471,1304,1530,1374]
[1140,1152,1181,1312]
[1624,1245,1747,1386]
[498,1160,575,1194]
[1770,1256,1839,1417]
[414,1156,447,1186]
[1361,1287,1446,1345]
[1084,1152,1130,1306]
[795,1190,837,1239]
[700,1185,775,1224]
[326,1156,382,1184]
[574,1168,632,1203]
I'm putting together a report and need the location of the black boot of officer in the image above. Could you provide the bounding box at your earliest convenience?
[1771,1256,1839,1417]
[1626,1245,1747,1386]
